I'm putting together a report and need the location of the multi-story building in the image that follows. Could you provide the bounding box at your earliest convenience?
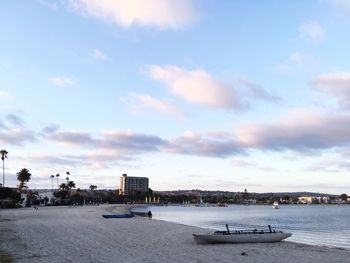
[119,173,149,195]
[298,196,329,204]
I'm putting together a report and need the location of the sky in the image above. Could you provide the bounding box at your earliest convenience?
[1,0,350,194]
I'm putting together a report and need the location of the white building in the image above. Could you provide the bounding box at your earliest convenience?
[298,196,329,204]
[119,173,149,195]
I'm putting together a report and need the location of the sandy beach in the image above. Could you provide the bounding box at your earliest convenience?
[1,205,349,263]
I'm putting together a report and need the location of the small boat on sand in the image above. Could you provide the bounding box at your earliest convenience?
[131,211,148,217]
[102,214,134,219]
[193,225,291,244]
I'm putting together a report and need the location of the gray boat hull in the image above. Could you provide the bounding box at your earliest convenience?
[193,232,292,244]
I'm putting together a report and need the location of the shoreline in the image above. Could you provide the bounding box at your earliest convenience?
[1,205,349,263]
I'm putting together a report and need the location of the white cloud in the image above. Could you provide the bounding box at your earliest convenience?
[239,78,280,102]
[231,159,276,171]
[48,77,75,87]
[92,49,107,60]
[0,91,12,99]
[274,51,316,74]
[146,65,242,109]
[231,159,250,167]
[166,130,243,157]
[298,21,325,42]
[311,72,350,107]
[331,0,350,10]
[289,52,314,63]
[234,108,350,151]
[5,114,25,127]
[47,129,166,154]
[128,93,186,118]
[312,72,350,90]
[68,0,196,30]
[305,159,346,173]
[39,107,350,160]
[0,128,37,145]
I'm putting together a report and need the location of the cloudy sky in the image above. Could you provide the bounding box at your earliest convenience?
[1,0,350,194]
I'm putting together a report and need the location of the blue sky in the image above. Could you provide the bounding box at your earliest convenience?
[1,0,350,194]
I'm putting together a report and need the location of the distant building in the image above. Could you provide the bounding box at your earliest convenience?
[298,196,329,204]
[119,173,149,195]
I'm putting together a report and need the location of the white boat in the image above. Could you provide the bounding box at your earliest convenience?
[272,201,279,209]
[193,225,291,244]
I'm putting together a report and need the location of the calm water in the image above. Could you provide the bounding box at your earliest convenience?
[134,205,350,249]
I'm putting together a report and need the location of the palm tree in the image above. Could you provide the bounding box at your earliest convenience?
[89,185,98,203]
[65,171,70,184]
[17,168,32,191]
[67,181,75,190]
[0,150,8,187]
[55,173,60,188]
[67,180,76,198]
[50,175,54,190]
[56,183,69,200]
[59,183,67,190]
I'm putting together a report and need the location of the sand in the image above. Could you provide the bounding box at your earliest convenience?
[1,204,349,263]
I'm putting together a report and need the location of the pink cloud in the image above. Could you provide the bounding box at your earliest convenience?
[68,0,196,30]
[128,93,186,119]
[231,159,250,167]
[234,109,350,150]
[146,65,243,109]
[311,72,350,108]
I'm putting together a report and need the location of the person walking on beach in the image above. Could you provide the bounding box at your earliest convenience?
[147,210,152,219]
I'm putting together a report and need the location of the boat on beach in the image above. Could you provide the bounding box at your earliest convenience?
[102,214,134,218]
[131,211,148,217]
[193,224,291,244]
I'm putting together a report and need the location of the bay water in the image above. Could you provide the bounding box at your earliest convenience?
[135,205,350,249]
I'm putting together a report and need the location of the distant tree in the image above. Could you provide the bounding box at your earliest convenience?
[339,193,348,201]
[67,181,75,190]
[89,185,97,191]
[17,168,32,191]
[55,173,60,188]
[70,193,84,204]
[0,149,8,187]
[282,195,290,201]
[50,175,54,189]
[54,189,69,200]
[67,181,76,197]
[26,190,39,207]
[43,196,49,205]
[59,183,67,190]
[101,190,124,204]
[0,187,21,208]
[291,197,300,204]
[242,188,249,200]
[65,171,70,183]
